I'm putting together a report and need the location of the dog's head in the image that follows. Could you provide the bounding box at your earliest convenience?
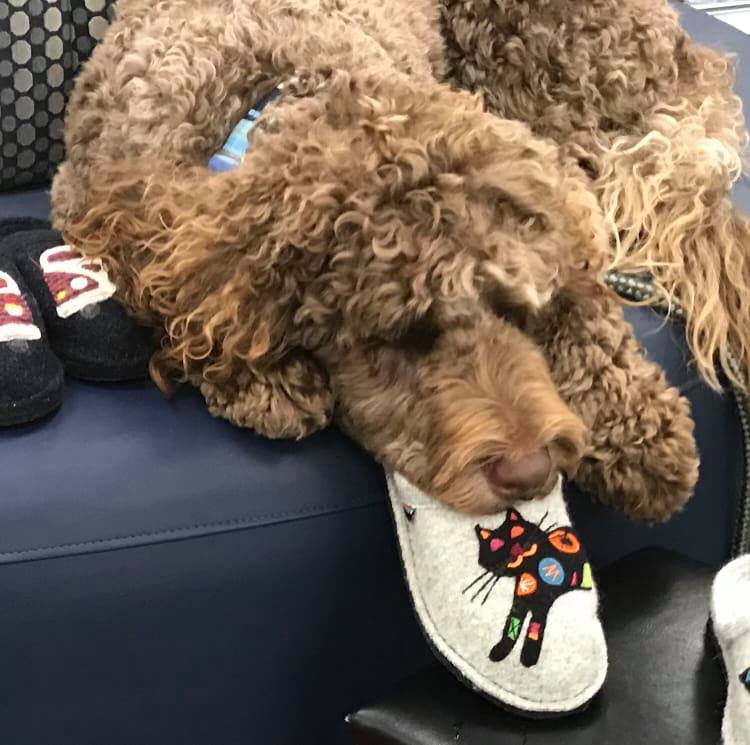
[320,312,588,513]
[63,69,608,513]
[272,72,605,512]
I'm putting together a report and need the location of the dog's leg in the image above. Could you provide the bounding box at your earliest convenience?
[533,279,699,522]
[199,355,334,440]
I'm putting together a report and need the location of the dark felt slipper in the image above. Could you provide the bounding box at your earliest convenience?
[7,229,154,382]
[0,238,64,427]
[0,218,51,241]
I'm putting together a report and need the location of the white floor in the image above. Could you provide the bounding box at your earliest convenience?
[712,8,750,33]
[687,1,750,33]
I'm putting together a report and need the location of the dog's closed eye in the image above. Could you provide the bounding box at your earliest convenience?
[483,288,533,330]
[392,313,441,356]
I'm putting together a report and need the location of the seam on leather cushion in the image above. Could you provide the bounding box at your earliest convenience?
[0,498,380,565]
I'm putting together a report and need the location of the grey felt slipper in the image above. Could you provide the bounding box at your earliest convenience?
[711,555,750,745]
[387,472,607,717]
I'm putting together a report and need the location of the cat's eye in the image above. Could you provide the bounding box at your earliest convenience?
[510,526,525,538]
[489,538,504,552]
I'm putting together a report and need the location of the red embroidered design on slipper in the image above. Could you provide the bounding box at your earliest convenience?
[40,245,116,319]
[0,271,41,342]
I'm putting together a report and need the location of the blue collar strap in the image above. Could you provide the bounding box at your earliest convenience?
[208,83,286,172]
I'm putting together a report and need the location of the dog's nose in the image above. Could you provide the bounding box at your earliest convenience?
[484,449,552,496]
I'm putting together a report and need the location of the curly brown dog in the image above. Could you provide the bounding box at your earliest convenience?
[53,0,698,519]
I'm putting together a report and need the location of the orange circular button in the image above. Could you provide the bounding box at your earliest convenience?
[548,529,581,554]
[517,572,538,597]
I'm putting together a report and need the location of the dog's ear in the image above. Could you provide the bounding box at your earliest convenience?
[456,116,609,311]
[293,252,435,348]
[60,156,338,439]
[312,94,608,344]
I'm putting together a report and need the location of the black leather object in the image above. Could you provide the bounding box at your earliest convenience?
[346,549,726,745]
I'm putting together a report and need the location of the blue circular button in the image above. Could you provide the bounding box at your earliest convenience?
[538,557,565,586]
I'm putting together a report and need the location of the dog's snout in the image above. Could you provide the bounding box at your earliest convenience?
[484,449,552,496]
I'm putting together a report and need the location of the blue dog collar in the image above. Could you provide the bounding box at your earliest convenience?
[208,83,285,172]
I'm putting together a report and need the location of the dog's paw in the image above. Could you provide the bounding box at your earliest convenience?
[200,358,334,440]
[575,384,698,522]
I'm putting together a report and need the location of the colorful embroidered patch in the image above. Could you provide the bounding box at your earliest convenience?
[0,271,41,342]
[473,510,593,667]
[548,529,581,554]
[539,557,565,586]
[507,616,521,641]
[40,246,116,319]
[517,573,538,597]
[580,563,593,590]
[506,543,538,569]
[741,667,750,692]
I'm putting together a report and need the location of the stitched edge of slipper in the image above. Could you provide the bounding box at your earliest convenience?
[387,473,607,715]
[60,352,149,382]
[0,371,64,427]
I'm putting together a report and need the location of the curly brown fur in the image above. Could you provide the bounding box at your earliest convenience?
[440,0,750,392]
[55,0,698,518]
[321,315,587,514]
[533,276,699,521]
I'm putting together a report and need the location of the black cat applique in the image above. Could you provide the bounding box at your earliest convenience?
[465,508,592,668]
